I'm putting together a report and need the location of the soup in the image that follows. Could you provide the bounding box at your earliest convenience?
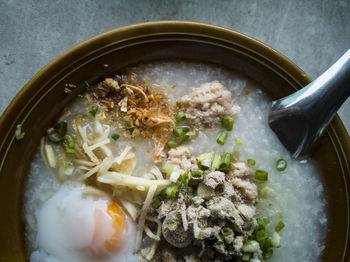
[23,61,327,262]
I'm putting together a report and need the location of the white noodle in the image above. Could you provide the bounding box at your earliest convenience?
[145,216,162,261]
[81,185,109,198]
[124,152,135,160]
[146,241,159,261]
[119,199,140,221]
[97,172,171,189]
[78,125,91,145]
[44,144,56,168]
[76,165,91,171]
[144,225,160,241]
[78,161,105,181]
[82,142,99,163]
[100,144,112,157]
[134,184,157,253]
[74,159,96,167]
[94,119,103,136]
[150,166,164,180]
[136,185,146,191]
[115,145,132,164]
[88,138,110,151]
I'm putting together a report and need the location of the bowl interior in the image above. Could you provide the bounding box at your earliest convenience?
[0,22,349,261]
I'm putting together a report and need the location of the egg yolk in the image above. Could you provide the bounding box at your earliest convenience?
[87,201,128,258]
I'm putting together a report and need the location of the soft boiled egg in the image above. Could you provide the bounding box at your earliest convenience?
[31,182,138,262]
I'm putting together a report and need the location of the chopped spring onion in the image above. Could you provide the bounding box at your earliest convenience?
[151,197,162,209]
[219,152,231,170]
[259,186,277,198]
[255,170,268,182]
[173,127,183,137]
[247,158,256,166]
[15,124,25,140]
[196,182,215,198]
[262,249,274,260]
[175,111,186,122]
[48,132,63,143]
[257,217,271,228]
[127,127,135,135]
[190,170,204,185]
[197,152,214,168]
[216,131,228,145]
[180,133,190,141]
[242,240,260,253]
[162,163,175,176]
[181,126,191,132]
[221,227,233,236]
[231,150,240,162]
[222,116,234,131]
[235,137,243,145]
[89,105,99,117]
[270,232,281,248]
[55,121,67,137]
[256,229,268,241]
[275,221,285,232]
[63,135,74,149]
[111,133,120,140]
[241,253,251,261]
[192,170,204,178]
[276,158,287,171]
[167,141,178,148]
[56,159,70,168]
[63,135,75,153]
[279,212,284,219]
[165,185,179,197]
[211,154,221,169]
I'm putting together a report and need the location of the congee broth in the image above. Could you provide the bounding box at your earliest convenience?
[23,61,327,262]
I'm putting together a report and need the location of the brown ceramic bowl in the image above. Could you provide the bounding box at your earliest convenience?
[0,21,349,261]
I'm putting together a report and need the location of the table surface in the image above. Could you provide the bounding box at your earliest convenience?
[1,0,349,134]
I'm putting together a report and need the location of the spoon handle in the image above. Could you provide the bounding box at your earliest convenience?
[270,49,350,158]
[278,49,350,117]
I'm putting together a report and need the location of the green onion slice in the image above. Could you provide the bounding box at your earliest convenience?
[221,227,233,236]
[55,121,67,137]
[162,163,175,176]
[235,137,243,145]
[222,116,234,131]
[89,105,99,117]
[197,152,214,168]
[247,158,256,166]
[216,131,228,145]
[219,152,231,170]
[111,133,120,140]
[275,221,285,232]
[165,185,179,197]
[256,229,268,241]
[167,141,178,148]
[279,212,284,219]
[151,197,162,209]
[231,150,240,162]
[175,111,186,122]
[191,170,204,179]
[15,124,25,140]
[276,158,287,171]
[48,132,63,143]
[173,127,183,137]
[211,153,221,169]
[255,170,268,182]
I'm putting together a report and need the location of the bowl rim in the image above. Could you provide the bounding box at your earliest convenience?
[1,20,349,144]
[0,20,349,261]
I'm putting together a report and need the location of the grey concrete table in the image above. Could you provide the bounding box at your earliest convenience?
[1,0,349,133]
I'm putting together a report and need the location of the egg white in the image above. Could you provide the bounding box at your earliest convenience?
[30,182,138,262]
